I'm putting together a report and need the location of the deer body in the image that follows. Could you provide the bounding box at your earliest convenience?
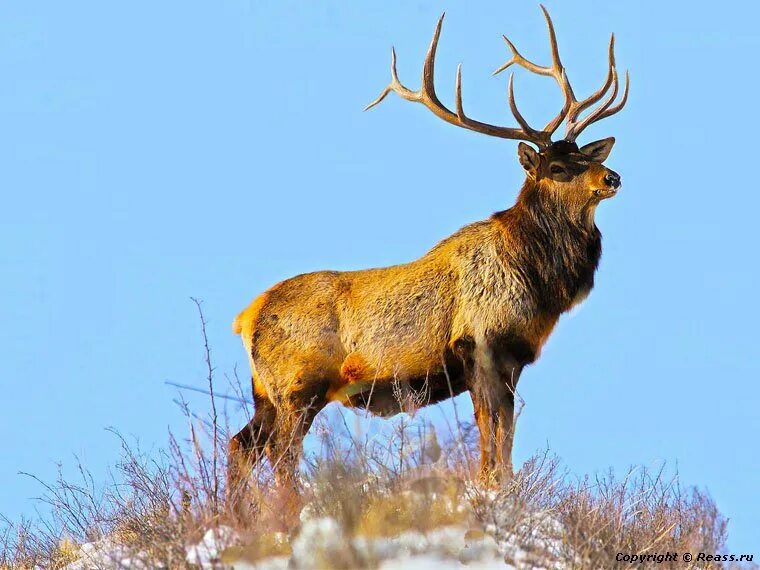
[236,204,574,414]
[228,7,627,492]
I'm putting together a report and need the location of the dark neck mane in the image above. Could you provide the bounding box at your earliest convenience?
[494,180,602,314]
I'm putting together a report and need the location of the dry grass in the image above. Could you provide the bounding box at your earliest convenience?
[469,453,730,568]
[0,409,734,569]
[0,306,738,569]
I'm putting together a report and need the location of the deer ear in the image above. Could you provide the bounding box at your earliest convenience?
[579,137,615,161]
[518,142,540,174]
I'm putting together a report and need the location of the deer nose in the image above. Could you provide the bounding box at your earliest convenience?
[604,171,621,189]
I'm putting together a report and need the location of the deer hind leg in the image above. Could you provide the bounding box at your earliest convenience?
[227,390,277,498]
[266,381,329,489]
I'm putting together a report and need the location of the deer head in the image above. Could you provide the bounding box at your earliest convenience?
[366,6,628,207]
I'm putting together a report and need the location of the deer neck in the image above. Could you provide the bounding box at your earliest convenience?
[496,181,602,313]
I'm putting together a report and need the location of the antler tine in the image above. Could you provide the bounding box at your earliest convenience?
[455,64,465,119]
[560,33,618,140]
[493,5,563,79]
[542,68,575,136]
[566,70,630,141]
[421,14,446,107]
[566,67,629,141]
[572,34,616,117]
[493,35,552,77]
[364,47,416,111]
[595,70,629,121]
[508,74,536,135]
[494,5,576,138]
[540,4,566,81]
[365,13,551,147]
[494,6,627,142]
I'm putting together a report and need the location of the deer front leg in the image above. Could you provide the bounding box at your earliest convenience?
[470,353,522,486]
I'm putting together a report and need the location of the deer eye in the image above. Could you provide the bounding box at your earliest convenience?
[550,164,565,175]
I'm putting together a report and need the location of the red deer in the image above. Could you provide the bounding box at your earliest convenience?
[228,6,628,492]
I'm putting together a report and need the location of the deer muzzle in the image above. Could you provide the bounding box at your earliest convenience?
[604,171,621,189]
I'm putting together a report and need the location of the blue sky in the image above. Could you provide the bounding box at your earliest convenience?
[1,0,758,552]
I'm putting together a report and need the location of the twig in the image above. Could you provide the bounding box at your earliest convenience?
[164,380,252,405]
[190,297,219,514]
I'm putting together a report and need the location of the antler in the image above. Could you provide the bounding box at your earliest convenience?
[366,7,628,148]
[493,5,629,142]
[365,14,554,148]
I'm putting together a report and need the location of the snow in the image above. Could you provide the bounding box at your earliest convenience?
[61,538,154,570]
[185,525,240,568]
[377,554,505,569]
[289,517,349,568]
[253,519,503,569]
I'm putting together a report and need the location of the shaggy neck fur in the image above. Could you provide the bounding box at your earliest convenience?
[495,180,602,314]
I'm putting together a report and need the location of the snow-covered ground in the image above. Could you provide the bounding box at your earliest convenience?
[184,520,505,569]
[60,538,154,570]
[61,511,568,569]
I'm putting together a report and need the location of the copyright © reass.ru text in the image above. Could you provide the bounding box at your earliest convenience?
[616,552,754,564]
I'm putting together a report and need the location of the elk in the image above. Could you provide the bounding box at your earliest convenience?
[228,6,628,492]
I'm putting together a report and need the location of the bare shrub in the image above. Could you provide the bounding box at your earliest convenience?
[470,452,729,569]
